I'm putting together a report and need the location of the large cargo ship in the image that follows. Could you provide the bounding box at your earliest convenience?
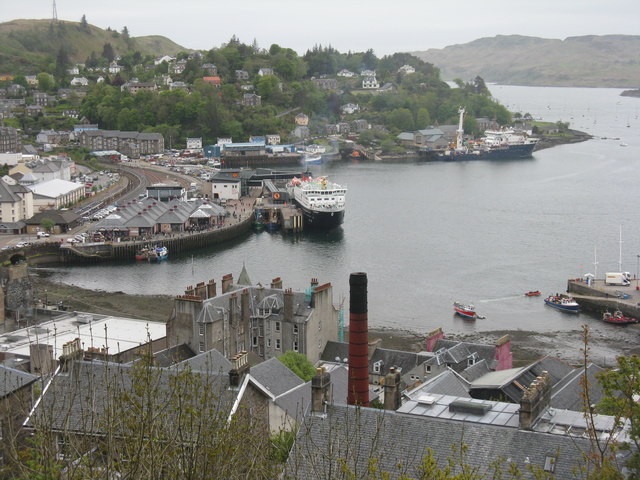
[419,108,539,161]
[286,176,346,229]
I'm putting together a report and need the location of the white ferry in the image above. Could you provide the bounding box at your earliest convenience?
[286,176,346,229]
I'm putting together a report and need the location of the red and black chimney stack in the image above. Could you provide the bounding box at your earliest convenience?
[347,272,369,407]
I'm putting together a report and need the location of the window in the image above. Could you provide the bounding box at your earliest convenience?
[544,456,556,473]
[252,336,258,347]
[293,324,299,335]
[199,324,205,336]
[425,365,432,374]
[293,340,298,352]
[373,360,382,373]
[275,339,281,350]
[198,341,205,353]
[275,321,281,332]
[267,338,271,348]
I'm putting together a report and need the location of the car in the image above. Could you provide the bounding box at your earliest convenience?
[37,231,50,238]
[67,238,78,244]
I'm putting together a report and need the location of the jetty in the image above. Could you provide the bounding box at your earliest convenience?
[567,278,640,320]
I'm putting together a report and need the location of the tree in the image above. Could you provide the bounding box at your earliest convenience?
[40,218,55,233]
[36,73,55,92]
[277,351,315,381]
[598,354,640,475]
[102,42,115,62]
[80,14,88,30]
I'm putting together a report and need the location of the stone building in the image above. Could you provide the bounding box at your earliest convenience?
[167,275,339,364]
[78,130,164,158]
[0,126,21,153]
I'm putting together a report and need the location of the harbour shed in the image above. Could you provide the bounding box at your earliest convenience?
[208,173,242,201]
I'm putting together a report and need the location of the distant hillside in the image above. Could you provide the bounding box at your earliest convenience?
[0,19,189,74]
[412,35,640,88]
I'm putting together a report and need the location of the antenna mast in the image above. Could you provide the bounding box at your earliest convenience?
[52,0,58,23]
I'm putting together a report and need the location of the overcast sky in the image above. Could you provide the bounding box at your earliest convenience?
[3,1,639,55]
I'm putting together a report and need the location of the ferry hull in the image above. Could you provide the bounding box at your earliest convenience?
[297,203,345,229]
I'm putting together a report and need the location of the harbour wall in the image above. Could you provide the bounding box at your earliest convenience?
[567,279,640,319]
[1,216,254,266]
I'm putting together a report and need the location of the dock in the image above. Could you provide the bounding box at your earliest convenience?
[254,203,303,232]
[567,278,640,320]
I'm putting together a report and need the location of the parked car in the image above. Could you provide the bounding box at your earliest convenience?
[37,231,50,238]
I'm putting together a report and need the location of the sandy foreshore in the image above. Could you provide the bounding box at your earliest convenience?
[29,273,638,368]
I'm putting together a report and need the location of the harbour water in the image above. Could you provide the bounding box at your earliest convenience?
[38,85,640,336]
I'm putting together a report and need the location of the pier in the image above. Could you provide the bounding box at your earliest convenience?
[254,203,304,232]
[567,278,640,320]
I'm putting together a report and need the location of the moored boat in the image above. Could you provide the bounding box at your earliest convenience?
[147,245,168,262]
[419,107,539,161]
[301,153,323,165]
[286,175,346,229]
[453,301,476,319]
[135,248,150,261]
[544,295,579,313]
[602,310,638,325]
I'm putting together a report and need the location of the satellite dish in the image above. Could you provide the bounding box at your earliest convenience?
[343,358,348,363]
[335,356,340,362]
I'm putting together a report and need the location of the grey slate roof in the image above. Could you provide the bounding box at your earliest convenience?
[320,341,428,376]
[0,364,38,397]
[432,339,497,369]
[286,403,606,479]
[415,370,471,397]
[173,348,232,374]
[460,358,492,381]
[152,343,195,367]
[250,357,304,397]
[551,363,604,411]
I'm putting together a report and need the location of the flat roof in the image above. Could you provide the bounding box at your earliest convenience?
[0,312,166,358]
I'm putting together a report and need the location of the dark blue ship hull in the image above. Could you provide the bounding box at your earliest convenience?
[419,142,537,161]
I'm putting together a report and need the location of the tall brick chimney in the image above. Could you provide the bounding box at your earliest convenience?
[221,274,233,294]
[426,327,444,352]
[195,281,206,299]
[495,335,512,371]
[347,272,369,407]
[383,366,402,410]
[229,351,250,388]
[207,279,217,299]
[271,277,283,289]
[519,371,551,430]
[284,288,294,322]
[311,367,331,415]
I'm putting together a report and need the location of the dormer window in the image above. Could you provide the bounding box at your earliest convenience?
[373,360,383,374]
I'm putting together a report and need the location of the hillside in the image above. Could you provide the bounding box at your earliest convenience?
[0,19,188,73]
[412,35,640,88]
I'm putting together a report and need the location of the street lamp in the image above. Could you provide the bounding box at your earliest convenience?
[636,254,639,290]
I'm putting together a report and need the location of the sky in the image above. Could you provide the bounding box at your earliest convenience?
[2,1,639,56]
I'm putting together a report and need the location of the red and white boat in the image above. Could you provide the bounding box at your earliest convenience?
[525,290,541,297]
[602,310,638,325]
[453,301,476,319]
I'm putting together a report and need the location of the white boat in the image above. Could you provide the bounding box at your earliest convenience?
[301,153,323,165]
[286,176,346,229]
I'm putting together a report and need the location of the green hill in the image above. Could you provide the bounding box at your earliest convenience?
[0,19,189,74]
[412,35,640,87]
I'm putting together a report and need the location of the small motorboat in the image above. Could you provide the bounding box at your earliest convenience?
[453,301,476,319]
[544,295,580,313]
[602,310,638,325]
[525,290,541,297]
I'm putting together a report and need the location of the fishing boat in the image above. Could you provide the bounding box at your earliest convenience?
[135,247,151,261]
[286,175,346,229]
[453,301,476,319]
[147,245,168,262]
[544,295,580,313]
[525,290,541,297]
[301,153,323,165]
[602,310,638,325]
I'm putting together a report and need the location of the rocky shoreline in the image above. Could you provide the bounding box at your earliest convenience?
[30,273,637,368]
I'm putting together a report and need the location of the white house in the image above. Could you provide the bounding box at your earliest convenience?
[337,69,356,77]
[70,77,89,87]
[108,62,122,74]
[362,76,379,89]
[154,55,175,65]
[340,103,360,115]
[258,68,274,76]
[186,138,203,151]
[361,69,376,77]
[398,64,416,74]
